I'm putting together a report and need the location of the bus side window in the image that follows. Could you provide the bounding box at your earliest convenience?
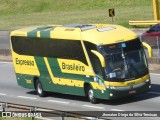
[91,56,103,77]
[84,41,103,77]
[52,40,88,65]
[71,41,87,65]
[11,36,29,55]
[11,36,88,65]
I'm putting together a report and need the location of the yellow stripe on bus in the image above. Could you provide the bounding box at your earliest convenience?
[104,74,150,87]
[44,57,84,87]
[90,82,106,90]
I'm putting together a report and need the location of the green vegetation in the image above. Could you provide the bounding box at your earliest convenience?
[0,0,153,30]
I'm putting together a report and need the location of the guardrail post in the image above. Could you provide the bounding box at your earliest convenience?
[30,107,36,120]
[61,112,67,120]
[1,103,7,112]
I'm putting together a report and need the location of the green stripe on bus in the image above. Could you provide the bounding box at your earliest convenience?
[27,29,39,37]
[34,57,85,95]
[34,57,52,89]
[27,26,54,37]
[40,26,55,38]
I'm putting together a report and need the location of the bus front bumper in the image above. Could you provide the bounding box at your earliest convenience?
[95,80,151,100]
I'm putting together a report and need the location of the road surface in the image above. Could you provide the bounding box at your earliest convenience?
[0,62,160,119]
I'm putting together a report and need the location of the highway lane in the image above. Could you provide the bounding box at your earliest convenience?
[0,61,160,114]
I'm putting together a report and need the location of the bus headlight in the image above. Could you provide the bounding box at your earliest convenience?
[105,85,116,89]
[110,86,116,89]
[145,79,150,82]
[105,85,110,88]
[110,93,113,97]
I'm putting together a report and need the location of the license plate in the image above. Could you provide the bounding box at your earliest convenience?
[129,90,136,94]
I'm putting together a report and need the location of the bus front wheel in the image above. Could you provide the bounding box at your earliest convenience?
[36,80,46,97]
[87,86,97,104]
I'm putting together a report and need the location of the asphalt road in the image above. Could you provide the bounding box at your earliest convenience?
[0,62,160,119]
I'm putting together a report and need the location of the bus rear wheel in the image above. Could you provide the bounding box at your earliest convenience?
[36,80,46,97]
[87,86,97,104]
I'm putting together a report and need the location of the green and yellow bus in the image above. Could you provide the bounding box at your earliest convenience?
[10,24,153,103]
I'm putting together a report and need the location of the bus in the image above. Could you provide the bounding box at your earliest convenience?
[10,24,153,103]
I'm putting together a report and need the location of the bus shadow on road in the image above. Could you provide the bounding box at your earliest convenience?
[27,90,88,102]
[26,83,160,105]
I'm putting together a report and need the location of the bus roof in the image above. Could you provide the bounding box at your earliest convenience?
[10,24,137,45]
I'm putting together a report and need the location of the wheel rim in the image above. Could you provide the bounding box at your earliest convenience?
[37,83,42,94]
[88,89,94,101]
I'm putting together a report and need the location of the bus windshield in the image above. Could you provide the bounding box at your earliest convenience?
[98,38,148,82]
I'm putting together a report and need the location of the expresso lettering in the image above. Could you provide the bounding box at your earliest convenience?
[16,58,34,66]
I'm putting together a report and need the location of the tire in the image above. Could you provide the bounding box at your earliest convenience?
[36,80,46,97]
[87,86,97,104]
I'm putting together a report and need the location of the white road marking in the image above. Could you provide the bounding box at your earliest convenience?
[0,93,6,96]
[47,100,69,104]
[36,117,54,120]
[111,109,125,111]
[82,105,105,109]
[148,92,160,95]
[17,96,37,100]
[150,73,160,76]
[83,117,98,120]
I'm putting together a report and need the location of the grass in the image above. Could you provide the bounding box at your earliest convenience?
[0,0,154,30]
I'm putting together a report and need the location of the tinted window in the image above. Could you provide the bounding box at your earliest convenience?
[150,26,157,31]
[149,25,160,32]
[157,25,160,31]
[98,38,142,54]
[11,36,87,65]
[84,41,104,76]
[84,41,97,60]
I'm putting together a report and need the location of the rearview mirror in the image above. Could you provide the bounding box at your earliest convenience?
[142,42,153,58]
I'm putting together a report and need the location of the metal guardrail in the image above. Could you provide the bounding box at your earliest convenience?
[0,102,107,120]
[129,20,160,26]
[0,49,11,56]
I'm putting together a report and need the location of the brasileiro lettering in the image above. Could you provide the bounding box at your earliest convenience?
[16,58,34,66]
[62,62,85,72]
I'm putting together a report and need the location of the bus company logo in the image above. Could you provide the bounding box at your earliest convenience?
[62,62,85,72]
[15,58,34,66]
